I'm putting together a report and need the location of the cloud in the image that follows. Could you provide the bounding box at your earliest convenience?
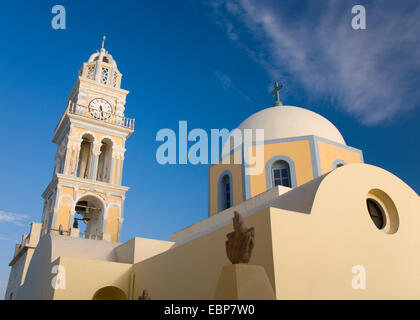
[207,0,420,125]
[214,70,252,101]
[0,210,29,227]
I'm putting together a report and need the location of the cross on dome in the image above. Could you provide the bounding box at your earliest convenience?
[271,82,283,106]
[101,36,106,50]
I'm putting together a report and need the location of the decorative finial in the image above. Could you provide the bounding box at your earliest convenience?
[101,36,106,50]
[138,290,151,300]
[271,82,283,106]
[225,211,255,264]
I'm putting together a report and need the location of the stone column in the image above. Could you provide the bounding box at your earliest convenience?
[68,209,75,230]
[90,144,101,180]
[67,136,82,176]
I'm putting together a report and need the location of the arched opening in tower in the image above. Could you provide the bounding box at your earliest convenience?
[74,196,104,237]
[97,138,113,182]
[77,134,94,179]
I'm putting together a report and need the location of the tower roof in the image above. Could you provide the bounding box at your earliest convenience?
[87,39,118,69]
[78,36,122,88]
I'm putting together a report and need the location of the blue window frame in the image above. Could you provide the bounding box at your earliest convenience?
[271,160,291,187]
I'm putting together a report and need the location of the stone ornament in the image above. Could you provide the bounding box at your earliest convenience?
[225,211,255,264]
[138,289,151,300]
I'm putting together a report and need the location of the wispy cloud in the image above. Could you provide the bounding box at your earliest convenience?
[0,210,29,227]
[214,70,252,101]
[207,0,420,125]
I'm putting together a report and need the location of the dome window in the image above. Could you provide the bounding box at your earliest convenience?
[218,172,233,212]
[271,160,291,188]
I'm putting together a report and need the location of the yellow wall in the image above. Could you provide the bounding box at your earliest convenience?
[270,164,420,299]
[318,141,362,174]
[131,208,275,300]
[52,257,132,300]
[209,159,243,216]
[106,207,120,242]
[249,140,313,197]
[55,198,72,230]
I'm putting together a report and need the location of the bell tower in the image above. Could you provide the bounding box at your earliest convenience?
[41,37,135,242]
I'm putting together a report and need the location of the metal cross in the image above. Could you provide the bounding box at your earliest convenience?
[271,82,283,106]
[101,36,106,49]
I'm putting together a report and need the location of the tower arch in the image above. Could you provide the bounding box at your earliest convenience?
[97,137,113,182]
[73,193,106,237]
[77,133,95,179]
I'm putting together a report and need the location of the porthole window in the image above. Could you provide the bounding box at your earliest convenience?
[366,199,385,229]
[366,189,399,234]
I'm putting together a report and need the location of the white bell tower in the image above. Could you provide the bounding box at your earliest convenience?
[41,37,135,242]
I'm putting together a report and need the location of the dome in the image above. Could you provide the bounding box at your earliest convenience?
[79,37,122,89]
[88,50,117,68]
[223,105,345,155]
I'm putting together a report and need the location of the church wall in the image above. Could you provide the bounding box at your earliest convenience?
[109,194,122,202]
[55,193,73,230]
[4,249,34,300]
[60,186,74,197]
[317,140,363,173]
[111,156,118,184]
[209,162,243,216]
[270,164,420,299]
[131,208,275,300]
[114,237,174,264]
[58,176,128,194]
[116,157,123,184]
[15,237,55,300]
[106,207,120,242]
[248,140,314,197]
[80,80,128,104]
[51,256,132,300]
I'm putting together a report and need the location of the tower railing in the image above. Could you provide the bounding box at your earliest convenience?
[67,101,135,130]
[41,227,106,241]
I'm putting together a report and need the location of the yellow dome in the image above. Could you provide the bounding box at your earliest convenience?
[237,105,345,144]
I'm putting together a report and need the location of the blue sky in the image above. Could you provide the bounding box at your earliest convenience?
[0,0,419,297]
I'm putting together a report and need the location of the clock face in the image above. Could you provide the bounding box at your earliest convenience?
[88,98,112,120]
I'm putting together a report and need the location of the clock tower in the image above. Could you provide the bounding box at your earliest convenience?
[41,38,134,242]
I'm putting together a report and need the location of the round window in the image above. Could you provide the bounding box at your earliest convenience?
[366,199,385,229]
[366,189,399,234]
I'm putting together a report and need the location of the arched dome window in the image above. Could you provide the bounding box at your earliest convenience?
[271,160,291,188]
[218,172,233,212]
